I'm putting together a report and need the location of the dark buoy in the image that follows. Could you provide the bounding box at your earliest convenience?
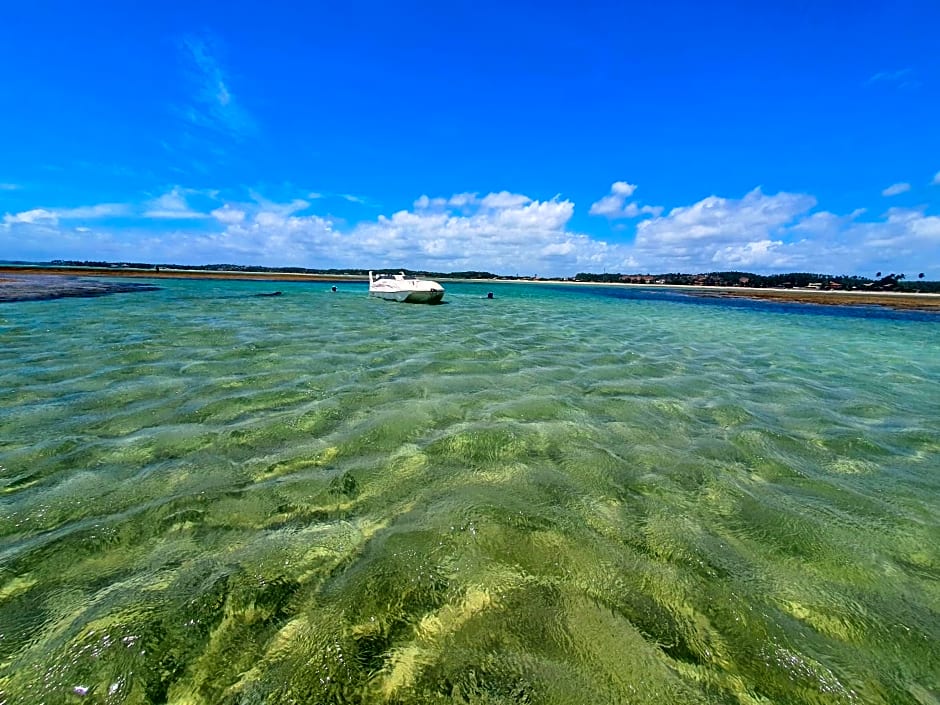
[486,292,494,299]
[331,286,337,292]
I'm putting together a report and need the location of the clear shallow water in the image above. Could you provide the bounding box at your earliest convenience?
[1,278,938,705]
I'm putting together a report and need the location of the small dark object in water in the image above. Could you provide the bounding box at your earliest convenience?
[487,292,494,299]
[331,286,337,292]
[254,291,283,297]
[329,471,359,498]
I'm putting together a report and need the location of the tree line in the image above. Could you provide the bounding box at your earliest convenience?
[574,270,939,293]
[40,260,940,292]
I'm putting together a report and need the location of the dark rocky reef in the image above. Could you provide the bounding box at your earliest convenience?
[0,274,161,303]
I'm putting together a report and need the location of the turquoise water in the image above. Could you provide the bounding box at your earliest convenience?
[1,278,938,704]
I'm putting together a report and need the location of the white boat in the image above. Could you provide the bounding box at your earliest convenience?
[368,271,445,304]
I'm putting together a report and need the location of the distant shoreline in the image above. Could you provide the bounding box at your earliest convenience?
[3,265,939,312]
[445,276,940,311]
[0,265,366,282]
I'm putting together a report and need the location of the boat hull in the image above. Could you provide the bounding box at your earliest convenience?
[369,289,445,304]
[368,271,445,304]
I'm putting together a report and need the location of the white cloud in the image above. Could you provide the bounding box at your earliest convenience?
[932,171,940,186]
[180,35,254,139]
[619,203,664,218]
[866,68,919,90]
[161,191,634,275]
[211,204,246,224]
[882,182,911,196]
[630,191,940,275]
[480,191,531,209]
[867,68,912,85]
[59,204,130,219]
[711,240,790,268]
[611,181,637,197]
[790,208,864,235]
[248,190,309,217]
[448,192,478,208]
[631,188,818,271]
[0,183,20,191]
[636,188,815,244]
[414,195,447,210]
[144,187,209,219]
[4,184,940,278]
[4,208,58,225]
[3,203,128,225]
[343,193,641,275]
[589,181,661,219]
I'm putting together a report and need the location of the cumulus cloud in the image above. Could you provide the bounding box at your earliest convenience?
[636,188,815,244]
[447,193,478,208]
[135,190,633,274]
[882,182,911,196]
[348,192,634,274]
[211,204,246,224]
[589,181,636,216]
[630,188,818,271]
[481,191,531,209]
[4,184,940,277]
[589,181,661,219]
[627,189,940,274]
[414,193,479,210]
[711,240,791,269]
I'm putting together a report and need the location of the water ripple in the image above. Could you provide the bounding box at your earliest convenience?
[1,279,938,703]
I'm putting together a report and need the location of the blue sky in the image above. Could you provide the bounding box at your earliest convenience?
[1,0,938,276]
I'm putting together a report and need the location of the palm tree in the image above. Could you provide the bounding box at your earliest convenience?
[919,272,925,279]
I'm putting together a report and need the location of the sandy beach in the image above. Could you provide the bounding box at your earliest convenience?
[3,266,939,311]
[668,285,940,311]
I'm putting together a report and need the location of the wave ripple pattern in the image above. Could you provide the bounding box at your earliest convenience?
[1,279,938,704]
